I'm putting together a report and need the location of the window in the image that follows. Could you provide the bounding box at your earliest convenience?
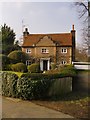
[61,61,67,65]
[26,48,31,53]
[41,49,49,53]
[61,48,67,53]
[26,60,31,65]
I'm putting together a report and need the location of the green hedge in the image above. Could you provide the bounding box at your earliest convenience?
[17,77,51,100]
[1,72,18,97]
[11,63,27,72]
[1,70,75,100]
[8,50,29,64]
[28,63,40,73]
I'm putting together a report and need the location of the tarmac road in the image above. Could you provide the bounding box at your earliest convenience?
[2,96,74,118]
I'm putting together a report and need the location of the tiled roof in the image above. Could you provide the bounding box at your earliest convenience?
[22,33,72,47]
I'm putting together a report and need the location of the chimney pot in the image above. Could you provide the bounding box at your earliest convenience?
[72,25,74,30]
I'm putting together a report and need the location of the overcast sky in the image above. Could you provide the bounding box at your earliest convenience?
[0,0,87,47]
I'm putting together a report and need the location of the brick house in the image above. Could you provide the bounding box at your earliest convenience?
[21,25,76,71]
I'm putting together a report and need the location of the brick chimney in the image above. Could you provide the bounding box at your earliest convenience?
[23,28,29,36]
[71,25,76,62]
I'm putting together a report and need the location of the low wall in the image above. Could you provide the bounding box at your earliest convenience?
[49,77,72,96]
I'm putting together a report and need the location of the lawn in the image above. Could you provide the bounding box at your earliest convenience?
[32,91,90,119]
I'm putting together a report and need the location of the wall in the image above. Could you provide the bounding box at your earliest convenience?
[56,46,72,64]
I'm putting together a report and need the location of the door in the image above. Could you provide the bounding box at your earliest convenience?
[43,60,48,71]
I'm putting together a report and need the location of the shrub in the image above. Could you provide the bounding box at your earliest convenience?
[1,71,18,97]
[59,64,77,76]
[11,63,27,72]
[8,50,29,64]
[17,77,51,100]
[28,63,40,73]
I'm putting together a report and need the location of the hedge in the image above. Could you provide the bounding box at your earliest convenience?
[8,50,29,64]
[28,63,40,73]
[1,72,18,97]
[17,77,52,100]
[11,63,27,72]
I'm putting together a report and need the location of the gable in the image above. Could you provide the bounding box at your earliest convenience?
[36,36,56,46]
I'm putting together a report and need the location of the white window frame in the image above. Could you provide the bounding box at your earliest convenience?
[41,48,49,53]
[61,48,67,53]
[61,61,67,65]
[26,48,31,53]
[26,60,31,66]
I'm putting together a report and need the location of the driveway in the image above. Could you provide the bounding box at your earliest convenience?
[2,97,74,118]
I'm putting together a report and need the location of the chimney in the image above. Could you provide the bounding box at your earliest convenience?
[71,24,76,62]
[23,28,29,36]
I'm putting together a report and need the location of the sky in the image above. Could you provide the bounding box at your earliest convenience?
[0,0,87,47]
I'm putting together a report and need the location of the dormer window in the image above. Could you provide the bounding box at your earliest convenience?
[41,48,49,53]
[61,48,67,53]
[26,48,31,53]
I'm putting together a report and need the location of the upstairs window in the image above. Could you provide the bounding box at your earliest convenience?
[61,48,67,53]
[26,48,31,53]
[41,49,49,53]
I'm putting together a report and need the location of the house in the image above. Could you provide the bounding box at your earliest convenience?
[21,25,76,71]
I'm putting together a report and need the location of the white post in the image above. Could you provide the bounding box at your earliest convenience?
[47,60,50,70]
[40,60,43,71]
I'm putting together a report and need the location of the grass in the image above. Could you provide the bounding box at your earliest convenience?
[32,91,90,118]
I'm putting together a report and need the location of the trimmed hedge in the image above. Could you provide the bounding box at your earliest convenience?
[1,71,73,100]
[1,72,18,97]
[28,63,40,73]
[21,72,73,81]
[17,77,51,100]
[11,63,27,72]
[8,50,29,64]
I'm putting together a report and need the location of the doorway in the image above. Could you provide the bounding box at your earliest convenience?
[43,60,48,71]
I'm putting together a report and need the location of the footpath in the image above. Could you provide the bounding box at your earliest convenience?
[2,97,74,118]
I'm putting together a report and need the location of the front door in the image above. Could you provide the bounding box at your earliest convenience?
[43,60,48,71]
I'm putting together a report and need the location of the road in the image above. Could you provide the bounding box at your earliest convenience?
[2,96,74,118]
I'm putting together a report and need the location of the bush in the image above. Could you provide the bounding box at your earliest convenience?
[11,63,27,72]
[17,77,51,100]
[1,72,18,97]
[8,50,29,64]
[28,63,40,73]
[59,64,77,76]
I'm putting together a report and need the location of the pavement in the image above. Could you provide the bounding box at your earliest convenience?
[2,96,74,118]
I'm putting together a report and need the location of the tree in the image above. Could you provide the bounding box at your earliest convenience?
[1,23,16,54]
[75,1,90,53]
[75,48,88,62]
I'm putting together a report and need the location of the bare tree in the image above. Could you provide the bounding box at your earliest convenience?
[75,0,90,55]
